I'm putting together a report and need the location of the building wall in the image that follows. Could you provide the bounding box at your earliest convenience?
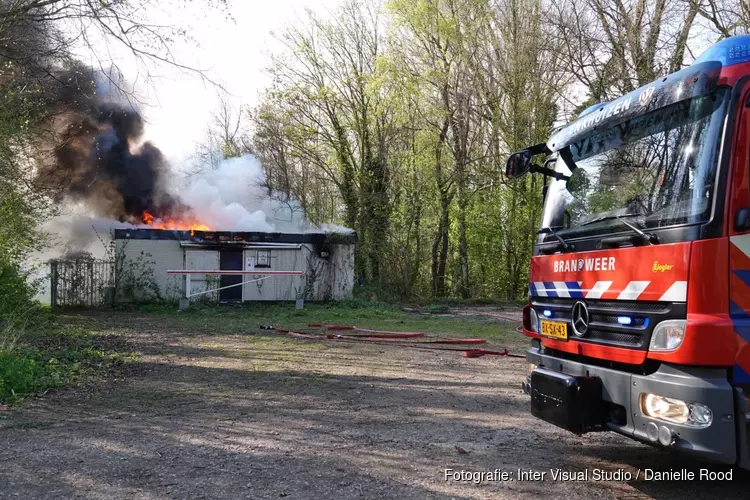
[185,249,220,301]
[330,244,356,300]
[242,247,305,301]
[114,237,355,302]
[240,244,355,301]
[114,239,183,302]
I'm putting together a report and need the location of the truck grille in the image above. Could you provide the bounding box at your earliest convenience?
[531,297,685,350]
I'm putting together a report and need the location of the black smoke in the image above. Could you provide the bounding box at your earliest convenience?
[36,65,185,223]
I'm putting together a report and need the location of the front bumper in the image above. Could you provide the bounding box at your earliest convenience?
[526,346,739,465]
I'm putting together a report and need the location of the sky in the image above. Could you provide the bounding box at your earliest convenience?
[72,0,339,168]
[68,0,721,170]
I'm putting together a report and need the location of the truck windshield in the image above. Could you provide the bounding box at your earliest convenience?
[539,87,730,242]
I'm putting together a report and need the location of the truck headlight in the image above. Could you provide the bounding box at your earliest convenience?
[529,308,539,333]
[649,319,686,351]
[640,393,713,427]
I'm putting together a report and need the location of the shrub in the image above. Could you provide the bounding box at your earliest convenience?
[0,259,38,318]
[0,350,40,400]
[0,328,135,404]
[0,258,44,350]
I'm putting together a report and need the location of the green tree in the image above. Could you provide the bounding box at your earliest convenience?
[251,1,397,283]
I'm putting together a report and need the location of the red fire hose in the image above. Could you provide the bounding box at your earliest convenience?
[307,323,490,342]
[273,325,523,359]
[462,348,525,359]
[308,323,424,335]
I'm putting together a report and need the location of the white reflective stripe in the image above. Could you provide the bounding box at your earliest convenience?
[533,282,547,297]
[585,281,612,299]
[659,281,687,302]
[731,235,750,258]
[617,281,650,300]
[553,281,570,298]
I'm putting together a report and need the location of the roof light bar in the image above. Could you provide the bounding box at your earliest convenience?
[694,35,750,67]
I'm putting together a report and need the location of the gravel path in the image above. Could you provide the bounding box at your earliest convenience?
[0,312,745,499]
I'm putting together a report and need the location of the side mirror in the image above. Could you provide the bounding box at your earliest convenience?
[735,207,750,231]
[505,150,532,179]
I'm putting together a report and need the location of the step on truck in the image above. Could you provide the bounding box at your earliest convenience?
[506,35,750,467]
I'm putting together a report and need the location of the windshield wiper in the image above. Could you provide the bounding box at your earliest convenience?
[538,226,574,251]
[582,214,658,245]
[580,213,641,226]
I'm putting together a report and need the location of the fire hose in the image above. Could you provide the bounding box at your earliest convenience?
[271,324,526,359]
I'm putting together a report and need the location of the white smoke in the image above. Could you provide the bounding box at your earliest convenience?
[34,154,352,263]
[180,155,307,233]
[37,212,135,260]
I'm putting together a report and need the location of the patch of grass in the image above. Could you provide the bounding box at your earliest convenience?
[422,304,450,313]
[0,351,38,399]
[123,301,525,349]
[0,325,138,404]
[137,302,180,314]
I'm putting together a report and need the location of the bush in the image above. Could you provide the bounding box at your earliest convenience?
[0,259,45,351]
[0,327,135,403]
[0,350,40,400]
[0,260,38,314]
[1,256,42,303]
[0,257,134,403]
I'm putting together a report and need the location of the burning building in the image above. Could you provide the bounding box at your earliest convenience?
[41,69,356,305]
[106,168,357,304]
[114,227,355,303]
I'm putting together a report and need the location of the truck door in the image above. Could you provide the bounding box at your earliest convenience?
[728,87,750,384]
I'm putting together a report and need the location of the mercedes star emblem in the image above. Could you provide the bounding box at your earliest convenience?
[571,301,589,337]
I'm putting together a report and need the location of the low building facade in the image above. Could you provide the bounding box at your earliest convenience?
[113,229,356,303]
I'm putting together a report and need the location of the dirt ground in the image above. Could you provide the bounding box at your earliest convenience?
[1,308,748,499]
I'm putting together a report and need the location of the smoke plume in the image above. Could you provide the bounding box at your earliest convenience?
[181,155,305,233]
[36,65,183,223]
[36,65,353,237]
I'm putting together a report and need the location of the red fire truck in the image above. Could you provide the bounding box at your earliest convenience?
[507,35,750,466]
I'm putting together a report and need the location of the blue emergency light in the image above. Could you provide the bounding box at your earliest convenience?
[543,309,552,318]
[617,316,632,325]
[694,35,750,67]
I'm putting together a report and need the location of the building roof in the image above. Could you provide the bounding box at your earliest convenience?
[113,228,357,245]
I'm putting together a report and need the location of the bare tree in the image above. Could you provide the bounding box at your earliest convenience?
[211,92,246,159]
[189,91,250,175]
[697,0,750,36]
[548,0,703,107]
[0,0,229,264]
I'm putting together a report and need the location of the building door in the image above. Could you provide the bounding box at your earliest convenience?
[219,250,243,302]
[185,250,219,301]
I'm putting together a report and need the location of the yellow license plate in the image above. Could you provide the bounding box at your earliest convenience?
[540,320,568,340]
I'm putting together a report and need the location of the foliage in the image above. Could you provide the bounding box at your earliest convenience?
[113,245,164,303]
[241,0,750,302]
[0,261,40,323]
[128,300,523,347]
[0,352,38,401]
[0,258,46,355]
[0,324,137,403]
[248,0,560,300]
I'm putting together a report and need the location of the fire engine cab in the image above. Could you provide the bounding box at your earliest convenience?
[507,35,750,466]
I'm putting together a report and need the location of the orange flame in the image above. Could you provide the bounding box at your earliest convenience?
[141,210,211,235]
